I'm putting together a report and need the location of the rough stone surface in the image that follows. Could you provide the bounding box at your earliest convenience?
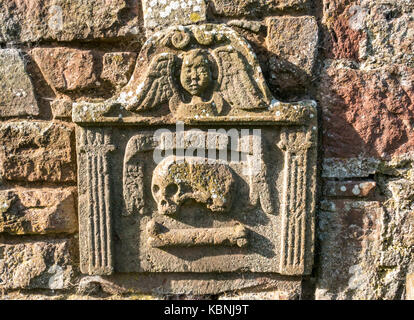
[0,188,77,235]
[32,48,98,93]
[316,200,385,299]
[218,289,301,300]
[0,239,75,290]
[0,49,39,117]
[210,0,310,17]
[143,0,207,33]
[33,48,139,95]
[319,60,414,159]
[319,154,414,299]
[407,274,414,300]
[323,0,413,67]
[0,290,155,300]
[101,52,137,89]
[323,0,367,61]
[0,121,76,182]
[0,0,143,43]
[50,99,73,120]
[266,16,318,93]
[317,162,414,299]
[266,16,318,76]
[323,180,376,198]
[322,157,380,178]
[359,0,414,68]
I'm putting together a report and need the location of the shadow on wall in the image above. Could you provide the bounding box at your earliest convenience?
[228,25,314,102]
[318,62,414,160]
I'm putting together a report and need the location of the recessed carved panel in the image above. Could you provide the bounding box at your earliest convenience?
[74,24,318,282]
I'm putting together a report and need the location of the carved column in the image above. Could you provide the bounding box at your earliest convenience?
[278,128,315,275]
[79,129,116,275]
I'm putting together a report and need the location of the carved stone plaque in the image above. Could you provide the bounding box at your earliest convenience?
[74,24,317,281]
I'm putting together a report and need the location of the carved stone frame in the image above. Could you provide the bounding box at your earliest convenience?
[76,116,317,276]
[74,23,318,280]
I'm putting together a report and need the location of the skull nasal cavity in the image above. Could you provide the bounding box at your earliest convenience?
[166,183,178,197]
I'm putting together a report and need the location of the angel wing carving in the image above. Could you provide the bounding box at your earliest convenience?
[212,47,268,110]
[124,53,178,112]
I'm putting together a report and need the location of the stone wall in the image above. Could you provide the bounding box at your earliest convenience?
[0,0,412,300]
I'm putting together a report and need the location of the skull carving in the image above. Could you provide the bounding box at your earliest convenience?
[152,155,235,215]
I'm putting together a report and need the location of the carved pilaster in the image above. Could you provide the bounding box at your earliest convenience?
[278,128,315,275]
[79,129,116,275]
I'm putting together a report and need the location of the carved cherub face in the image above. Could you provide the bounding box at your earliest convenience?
[180,50,211,96]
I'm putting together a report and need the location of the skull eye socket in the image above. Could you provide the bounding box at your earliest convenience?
[153,184,160,193]
[165,183,178,197]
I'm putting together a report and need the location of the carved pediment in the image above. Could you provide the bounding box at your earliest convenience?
[72,24,316,124]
